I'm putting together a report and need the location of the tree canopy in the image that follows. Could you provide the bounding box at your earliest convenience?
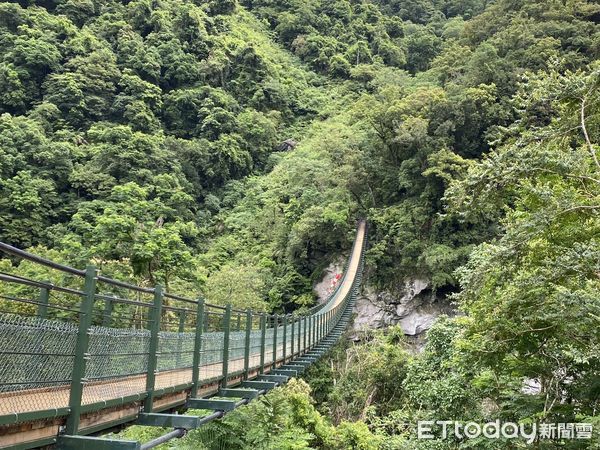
[1,0,599,446]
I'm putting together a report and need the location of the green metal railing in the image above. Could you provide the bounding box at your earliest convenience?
[0,220,367,449]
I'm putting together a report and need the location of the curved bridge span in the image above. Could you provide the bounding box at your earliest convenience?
[0,221,367,449]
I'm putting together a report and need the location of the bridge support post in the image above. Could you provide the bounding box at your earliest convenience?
[303,316,307,353]
[296,317,302,356]
[307,315,312,349]
[191,298,205,398]
[272,314,278,369]
[204,310,210,332]
[243,309,252,380]
[308,317,311,349]
[102,295,114,327]
[64,265,97,435]
[290,316,296,359]
[316,314,320,343]
[259,314,266,374]
[221,305,232,388]
[315,314,323,344]
[143,285,163,413]
[317,314,321,343]
[176,310,186,368]
[282,314,287,363]
[37,282,50,319]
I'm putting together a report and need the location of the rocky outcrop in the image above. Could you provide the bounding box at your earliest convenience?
[351,281,454,351]
[352,279,451,337]
[277,139,298,151]
[314,261,453,345]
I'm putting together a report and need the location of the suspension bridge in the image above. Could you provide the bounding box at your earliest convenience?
[0,221,367,449]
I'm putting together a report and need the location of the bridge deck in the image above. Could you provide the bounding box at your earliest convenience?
[0,352,264,415]
[322,220,366,312]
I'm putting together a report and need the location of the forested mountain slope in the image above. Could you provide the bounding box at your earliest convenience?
[1,0,599,448]
[0,0,333,298]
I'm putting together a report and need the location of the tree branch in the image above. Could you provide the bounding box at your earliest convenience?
[532,167,600,186]
[558,205,600,215]
[581,94,600,171]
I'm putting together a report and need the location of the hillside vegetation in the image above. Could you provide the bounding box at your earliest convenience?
[0,0,599,448]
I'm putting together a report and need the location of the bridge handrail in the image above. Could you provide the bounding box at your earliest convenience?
[0,221,366,317]
[0,241,239,312]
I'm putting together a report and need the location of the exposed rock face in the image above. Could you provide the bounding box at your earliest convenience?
[351,279,454,340]
[313,261,453,345]
[277,139,298,151]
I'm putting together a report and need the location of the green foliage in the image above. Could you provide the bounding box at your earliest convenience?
[114,379,379,449]
[0,170,58,248]
[0,1,328,304]
[323,61,600,450]
[3,0,598,305]
[204,263,269,311]
[323,326,410,422]
[403,318,480,420]
[244,0,418,77]
[446,65,600,428]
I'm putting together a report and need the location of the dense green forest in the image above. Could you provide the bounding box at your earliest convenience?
[0,0,599,447]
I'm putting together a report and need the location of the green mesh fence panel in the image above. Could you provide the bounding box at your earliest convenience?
[0,313,77,415]
[264,328,274,364]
